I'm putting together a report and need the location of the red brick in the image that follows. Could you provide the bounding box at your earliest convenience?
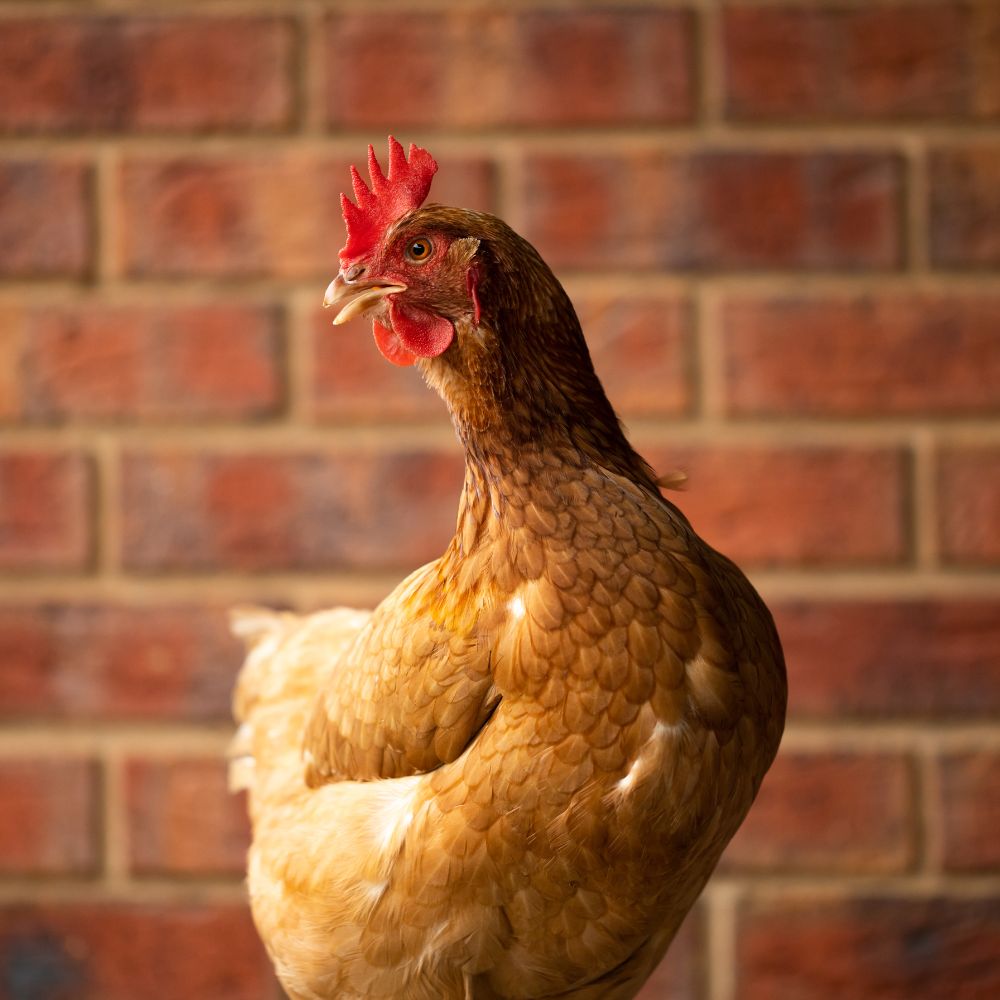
[0,17,294,133]
[0,451,94,572]
[930,145,1000,267]
[937,445,1000,565]
[642,444,908,568]
[723,5,999,121]
[0,159,92,277]
[5,303,285,422]
[311,306,443,423]
[0,903,275,1000]
[937,750,1000,872]
[635,907,703,1000]
[520,150,902,271]
[773,599,1000,719]
[735,897,1000,1000]
[121,448,464,572]
[0,605,244,721]
[0,758,100,876]
[119,153,495,279]
[722,752,916,875]
[721,294,1000,417]
[126,758,249,877]
[578,296,694,419]
[326,9,694,128]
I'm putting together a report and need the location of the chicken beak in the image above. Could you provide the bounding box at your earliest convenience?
[323,274,407,326]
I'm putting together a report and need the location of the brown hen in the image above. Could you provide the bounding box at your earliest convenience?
[230,138,786,1000]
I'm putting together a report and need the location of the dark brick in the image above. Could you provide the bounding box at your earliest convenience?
[773,599,1000,719]
[0,452,94,572]
[126,758,249,876]
[326,9,695,128]
[722,752,916,874]
[0,159,92,278]
[121,449,464,572]
[0,17,295,133]
[0,758,100,876]
[643,444,908,568]
[521,150,902,272]
[721,294,1000,417]
[736,897,1000,999]
[0,605,244,722]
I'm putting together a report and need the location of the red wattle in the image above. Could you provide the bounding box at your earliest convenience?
[372,320,417,367]
[389,300,454,359]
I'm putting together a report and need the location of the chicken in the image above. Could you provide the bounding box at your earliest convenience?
[230,137,786,1000]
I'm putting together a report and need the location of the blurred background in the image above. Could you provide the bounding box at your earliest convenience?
[0,0,998,997]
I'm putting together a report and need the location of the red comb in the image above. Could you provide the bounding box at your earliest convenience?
[339,136,438,262]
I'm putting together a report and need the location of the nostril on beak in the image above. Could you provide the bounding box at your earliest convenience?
[344,263,365,282]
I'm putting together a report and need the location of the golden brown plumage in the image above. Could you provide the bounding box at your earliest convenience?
[231,140,786,999]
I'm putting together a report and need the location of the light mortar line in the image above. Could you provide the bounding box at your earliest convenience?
[5,271,1000,305]
[916,747,944,876]
[912,428,940,571]
[696,0,725,130]
[0,571,401,603]
[704,881,738,1000]
[0,726,233,755]
[4,720,998,758]
[753,569,1000,600]
[286,288,316,425]
[0,879,249,904]
[714,872,1000,899]
[694,283,726,421]
[778,724,1000,752]
[5,418,1000,454]
[0,568,998,604]
[94,144,120,284]
[300,1,327,135]
[93,432,122,577]
[903,134,931,273]
[3,126,1000,159]
[100,748,129,890]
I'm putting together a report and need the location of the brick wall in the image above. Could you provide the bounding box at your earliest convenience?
[1,2,998,999]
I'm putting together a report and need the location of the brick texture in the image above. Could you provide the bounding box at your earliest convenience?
[937,750,1000,872]
[520,150,903,271]
[1,4,997,999]
[0,758,100,876]
[773,599,1000,719]
[119,154,495,279]
[0,451,94,571]
[721,294,1000,418]
[643,444,909,568]
[723,5,1000,122]
[126,758,249,876]
[0,903,276,1000]
[0,159,92,277]
[326,9,695,129]
[736,898,1000,999]
[937,445,1000,565]
[121,449,464,572]
[0,605,243,721]
[0,17,295,133]
[721,752,916,874]
[3,303,285,422]
[930,145,1000,266]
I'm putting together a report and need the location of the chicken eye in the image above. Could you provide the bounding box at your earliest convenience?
[405,238,433,263]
